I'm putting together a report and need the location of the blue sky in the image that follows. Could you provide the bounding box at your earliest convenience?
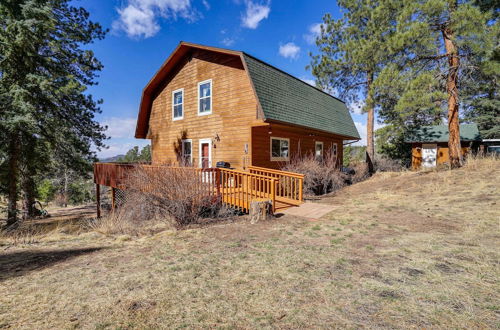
[82,0,370,158]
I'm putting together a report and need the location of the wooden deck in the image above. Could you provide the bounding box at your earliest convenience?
[93,163,304,216]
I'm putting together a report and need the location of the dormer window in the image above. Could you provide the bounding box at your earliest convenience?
[172,88,184,120]
[198,79,212,115]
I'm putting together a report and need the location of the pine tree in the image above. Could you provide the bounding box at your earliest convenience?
[0,0,107,227]
[392,0,493,167]
[309,0,403,165]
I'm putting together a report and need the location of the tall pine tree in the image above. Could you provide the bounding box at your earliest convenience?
[309,0,403,165]
[390,0,493,167]
[0,0,107,226]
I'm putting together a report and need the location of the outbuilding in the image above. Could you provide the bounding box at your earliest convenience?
[407,123,482,169]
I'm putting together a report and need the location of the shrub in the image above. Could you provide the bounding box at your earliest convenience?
[284,153,348,196]
[373,156,404,172]
[37,179,56,203]
[105,165,230,229]
[351,162,370,184]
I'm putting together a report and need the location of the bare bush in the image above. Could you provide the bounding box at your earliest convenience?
[95,165,231,231]
[373,156,404,172]
[351,162,370,184]
[284,153,348,196]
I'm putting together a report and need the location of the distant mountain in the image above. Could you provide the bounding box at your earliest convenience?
[99,154,124,162]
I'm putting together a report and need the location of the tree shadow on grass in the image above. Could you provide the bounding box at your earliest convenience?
[0,247,104,282]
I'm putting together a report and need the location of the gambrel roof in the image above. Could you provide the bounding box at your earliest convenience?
[135,42,360,140]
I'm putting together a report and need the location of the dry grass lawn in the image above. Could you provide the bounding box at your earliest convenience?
[0,157,499,328]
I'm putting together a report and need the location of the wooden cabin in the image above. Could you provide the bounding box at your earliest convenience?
[135,42,360,170]
[407,124,481,169]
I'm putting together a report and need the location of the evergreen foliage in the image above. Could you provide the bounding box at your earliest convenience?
[0,0,107,225]
[117,145,152,163]
[311,0,498,164]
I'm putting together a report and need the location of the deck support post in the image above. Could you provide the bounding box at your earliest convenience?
[96,184,101,218]
[111,187,116,210]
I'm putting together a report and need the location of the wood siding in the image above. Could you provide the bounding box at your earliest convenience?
[148,49,259,169]
[251,123,344,169]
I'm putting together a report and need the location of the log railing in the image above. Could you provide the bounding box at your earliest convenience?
[248,166,304,205]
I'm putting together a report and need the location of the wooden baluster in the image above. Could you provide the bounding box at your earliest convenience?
[299,177,303,202]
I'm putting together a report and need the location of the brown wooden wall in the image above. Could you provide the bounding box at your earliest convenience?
[251,122,344,169]
[148,49,259,169]
[411,142,472,169]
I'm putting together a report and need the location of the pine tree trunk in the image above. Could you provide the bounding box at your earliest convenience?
[7,133,20,227]
[366,70,375,171]
[22,173,36,219]
[63,169,68,207]
[442,20,461,168]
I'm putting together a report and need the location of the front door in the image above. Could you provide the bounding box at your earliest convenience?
[422,144,437,168]
[199,138,212,168]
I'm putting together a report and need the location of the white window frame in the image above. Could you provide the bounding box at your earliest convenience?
[197,79,212,116]
[332,142,338,156]
[315,141,324,160]
[181,139,192,165]
[172,88,184,121]
[198,138,212,168]
[270,137,290,161]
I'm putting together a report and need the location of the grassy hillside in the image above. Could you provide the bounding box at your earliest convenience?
[0,157,498,328]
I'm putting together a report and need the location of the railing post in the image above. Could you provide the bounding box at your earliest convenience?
[215,168,221,198]
[298,177,303,202]
[271,178,276,214]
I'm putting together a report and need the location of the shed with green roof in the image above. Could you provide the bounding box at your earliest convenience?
[407,124,482,169]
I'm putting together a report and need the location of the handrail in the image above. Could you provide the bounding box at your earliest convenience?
[248,165,305,178]
[247,165,304,204]
[219,167,279,180]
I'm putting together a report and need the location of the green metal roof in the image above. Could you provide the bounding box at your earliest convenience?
[406,123,482,143]
[242,53,360,139]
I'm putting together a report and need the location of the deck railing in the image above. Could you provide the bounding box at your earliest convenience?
[94,163,303,214]
[219,168,277,213]
[248,166,304,205]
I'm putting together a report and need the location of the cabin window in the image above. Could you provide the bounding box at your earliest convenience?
[332,143,338,156]
[181,139,192,165]
[172,89,184,120]
[270,137,289,161]
[198,79,212,115]
[315,141,324,160]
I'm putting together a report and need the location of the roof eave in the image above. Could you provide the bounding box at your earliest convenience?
[265,118,360,140]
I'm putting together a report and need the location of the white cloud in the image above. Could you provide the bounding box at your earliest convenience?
[102,117,137,139]
[241,1,270,29]
[279,42,300,60]
[113,0,198,38]
[304,22,322,44]
[301,77,315,86]
[221,37,235,47]
[202,0,210,10]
